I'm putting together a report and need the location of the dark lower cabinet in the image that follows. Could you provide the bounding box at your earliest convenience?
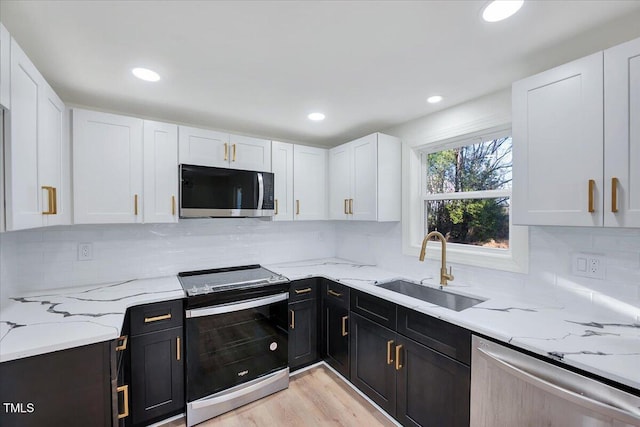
[0,342,113,427]
[289,298,318,370]
[322,301,350,377]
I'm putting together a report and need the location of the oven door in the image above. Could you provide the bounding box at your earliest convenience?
[185,292,288,403]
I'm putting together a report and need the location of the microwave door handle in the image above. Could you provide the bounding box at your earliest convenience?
[257,173,264,210]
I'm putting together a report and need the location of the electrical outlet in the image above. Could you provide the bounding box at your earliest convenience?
[571,252,605,280]
[78,243,93,261]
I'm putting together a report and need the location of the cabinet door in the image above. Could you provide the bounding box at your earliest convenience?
[351,134,378,221]
[73,109,143,224]
[396,336,470,427]
[130,327,184,426]
[144,120,178,223]
[0,111,4,232]
[0,23,10,109]
[229,134,271,172]
[512,52,604,226]
[328,144,351,220]
[323,301,349,378]
[289,298,318,370]
[271,141,294,221]
[604,37,640,227]
[293,145,327,220]
[178,125,229,168]
[349,313,396,416]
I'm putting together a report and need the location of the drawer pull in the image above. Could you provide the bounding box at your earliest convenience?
[115,335,128,351]
[144,313,172,323]
[387,340,394,365]
[177,336,181,361]
[611,177,619,213]
[395,345,403,371]
[117,385,129,419]
[294,287,312,295]
[327,289,343,298]
[290,309,295,329]
[341,315,348,336]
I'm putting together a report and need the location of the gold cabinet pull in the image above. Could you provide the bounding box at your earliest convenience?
[274,199,279,215]
[224,143,228,161]
[387,340,394,365]
[115,335,128,351]
[327,289,343,298]
[42,186,55,215]
[395,344,403,370]
[290,309,295,329]
[344,199,349,215]
[294,287,312,295]
[296,200,300,215]
[117,385,129,419]
[232,143,237,162]
[144,313,172,323]
[177,336,181,361]
[611,177,619,213]
[134,194,139,216]
[172,195,176,216]
[341,315,348,337]
[349,198,354,214]
[588,180,595,213]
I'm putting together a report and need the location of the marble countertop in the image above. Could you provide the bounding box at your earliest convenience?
[1,257,638,392]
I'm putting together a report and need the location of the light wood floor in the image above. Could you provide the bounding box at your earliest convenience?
[166,365,396,426]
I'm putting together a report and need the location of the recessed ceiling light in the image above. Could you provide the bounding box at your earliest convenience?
[308,112,325,121]
[482,0,524,22]
[427,95,443,104]
[132,67,161,82]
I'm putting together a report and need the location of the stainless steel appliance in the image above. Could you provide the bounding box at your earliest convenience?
[471,335,640,427]
[178,265,289,427]
[180,164,275,218]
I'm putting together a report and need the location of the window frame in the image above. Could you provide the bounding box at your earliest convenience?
[403,125,529,274]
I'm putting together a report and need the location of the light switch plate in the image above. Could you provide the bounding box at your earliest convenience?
[571,252,605,280]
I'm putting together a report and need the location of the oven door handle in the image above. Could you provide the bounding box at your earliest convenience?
[186,292,288,318]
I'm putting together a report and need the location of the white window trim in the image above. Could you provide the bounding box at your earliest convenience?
[402,125,529,274]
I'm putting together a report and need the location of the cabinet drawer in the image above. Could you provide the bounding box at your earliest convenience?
[289,278,318,303]
[322,280,349,307]
[130,299,184,336]
[397,306,471,365]
[350,289,396,330]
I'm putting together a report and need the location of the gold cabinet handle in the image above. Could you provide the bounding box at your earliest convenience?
[611,177,619,213]
[290,309,295,329]
[344,199,349,215]
[588,180,595,213]
[134,194,139,216]
[274,199,279,215]
[177,336,181,361]
[117,385,129,419]
[395,344,403,370]
[115,335,128,351]
[42,186,55,215]
[224,143,228,161]
[294,287,312,295]
[144,313,172,323]
[349,198,353,214]
[296,200,300,215]
[232,143,237,162]
[172,195,176,216]
[327,289,343,298]
[341,315,348,336]
[387,340,394,365]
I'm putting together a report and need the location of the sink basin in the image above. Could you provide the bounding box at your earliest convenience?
[376,280,486,311]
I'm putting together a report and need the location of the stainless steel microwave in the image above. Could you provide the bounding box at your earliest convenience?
[180,164,275,218]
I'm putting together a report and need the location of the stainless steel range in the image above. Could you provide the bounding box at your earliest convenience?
[178,265,290,427]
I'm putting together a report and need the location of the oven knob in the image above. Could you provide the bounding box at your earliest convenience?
[203,285,211,293]
[269,342,278,351]
[190,286,199,295]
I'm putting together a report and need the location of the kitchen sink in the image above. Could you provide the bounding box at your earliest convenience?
[376,280,486,311]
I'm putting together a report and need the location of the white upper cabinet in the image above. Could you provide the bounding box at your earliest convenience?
[5,37,69,231]
[329,133,401,221]
[271,141,294,221]
[73,109,144,224]
[1,23,10,109]
[512,52,604,226]
[293,145,327,220]
[179,125,271,172]
[513,36,640,228]
[144,120,179,223]
[604,37,640,228]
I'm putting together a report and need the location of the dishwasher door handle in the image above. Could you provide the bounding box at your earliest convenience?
[186,292,288,318]
[476,346,640,423]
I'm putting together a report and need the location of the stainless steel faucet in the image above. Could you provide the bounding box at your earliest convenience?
[419,231,454,286]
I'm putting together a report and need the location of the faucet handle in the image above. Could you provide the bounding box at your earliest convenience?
[446,266,454,281]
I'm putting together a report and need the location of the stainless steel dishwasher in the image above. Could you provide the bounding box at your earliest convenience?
[470,335,640,427]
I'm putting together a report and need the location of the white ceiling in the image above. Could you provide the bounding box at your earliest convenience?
[2,1,640,146]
